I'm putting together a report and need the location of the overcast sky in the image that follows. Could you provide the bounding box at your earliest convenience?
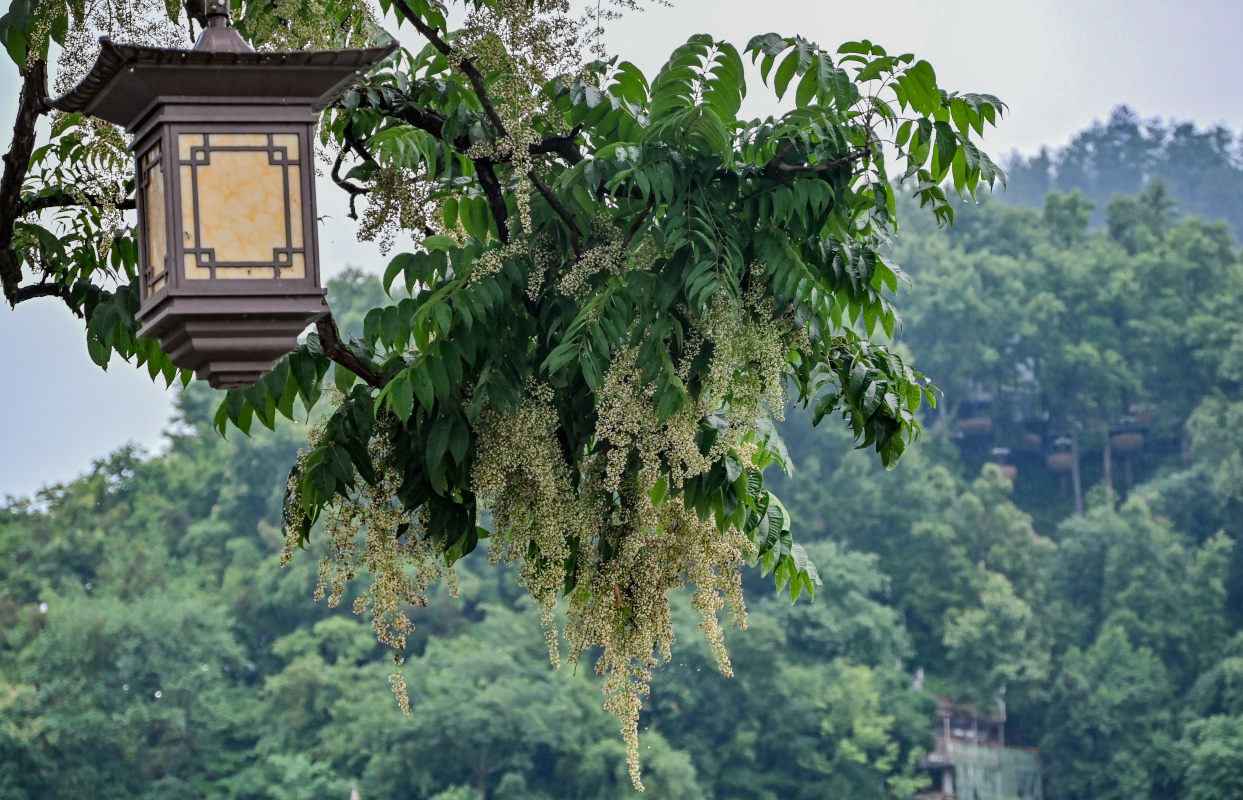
[2,0,1242,499]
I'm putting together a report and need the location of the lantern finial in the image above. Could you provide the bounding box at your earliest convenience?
[185,0,250,52]
[185,0,230,26]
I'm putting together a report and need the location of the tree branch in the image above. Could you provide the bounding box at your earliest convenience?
[1,59,49,308]
[529,127,584,165]
[331,146,369,221]
[764,142,797,171]
[390,0,509,137]
[770,146,872,175]
[475,158,510,244]
[527,168,581,255]
[20,190,136,215]
[315,313,386,389]
[392,101,468,149]
[372,88,583,167]
[9,281,74,307]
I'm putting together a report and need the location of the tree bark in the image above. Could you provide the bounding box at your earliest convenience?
[1071,430,1084,516]
[0,60,48,308]
[1102,424,1114,507]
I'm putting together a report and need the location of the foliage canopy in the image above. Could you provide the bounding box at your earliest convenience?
[0,0,1002,781]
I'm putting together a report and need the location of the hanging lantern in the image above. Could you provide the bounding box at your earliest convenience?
[50,0,396,388]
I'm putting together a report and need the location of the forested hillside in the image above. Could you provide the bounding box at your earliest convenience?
[5,129,1243,798]
[0,288,934,799]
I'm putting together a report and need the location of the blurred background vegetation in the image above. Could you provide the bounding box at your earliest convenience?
[4,107,1243,799]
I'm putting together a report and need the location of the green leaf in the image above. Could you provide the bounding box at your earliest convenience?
[411,365,435,412]
[772,50,800,99]
[386,376,414,423]
[895,119,913,148]
[384,252,414,294]
[426,415,453,490]
[441,196,459,228]
[423,234,458,251]
[933,121,957,180]
[333,364,357,394]
[448,415,470,465]
[794,68,818,108]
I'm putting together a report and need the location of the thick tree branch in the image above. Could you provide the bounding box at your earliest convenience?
[390,0,509,137]
[529,127,584,165]
[9,281,74,306]
[1,59,49,308]
[316,313,385,389]
[475,158,510,244]
[392,102,469,149]
[769,146,872,175]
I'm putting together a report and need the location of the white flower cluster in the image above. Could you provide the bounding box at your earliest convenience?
[468,359,757,789]
[285,411,459,715]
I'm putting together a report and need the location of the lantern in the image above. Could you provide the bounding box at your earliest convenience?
[50,0,395,388]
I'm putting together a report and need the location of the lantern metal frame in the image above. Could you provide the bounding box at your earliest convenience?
[50,4,396,387]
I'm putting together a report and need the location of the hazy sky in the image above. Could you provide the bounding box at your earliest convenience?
[2,0,1241,499]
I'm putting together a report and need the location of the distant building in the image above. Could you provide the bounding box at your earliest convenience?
[916,698,1042,800]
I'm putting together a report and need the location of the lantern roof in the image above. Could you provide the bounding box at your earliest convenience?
[50,20,396,131]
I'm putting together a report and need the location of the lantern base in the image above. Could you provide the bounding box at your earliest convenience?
[137,293,326,389]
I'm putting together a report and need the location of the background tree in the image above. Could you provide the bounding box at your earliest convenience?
[1003,104,1243,240]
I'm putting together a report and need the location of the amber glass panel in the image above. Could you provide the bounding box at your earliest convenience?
[286,252,306,279]
[186,149,288,273]
[216,267,274,279]
[272,133,299,160]
[180,164,209,279]
[141,144,167,297]
[288,165,304,249]
[208,133,268,148]
[178,133,204,160]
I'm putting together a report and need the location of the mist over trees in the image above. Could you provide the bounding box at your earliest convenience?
[2,0,1242,790]
[7,118,1243,795]
[1002,105,1243,239]
[0,2,1010,784]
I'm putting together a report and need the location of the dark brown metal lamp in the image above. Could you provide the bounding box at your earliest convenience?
[51,0,396,388]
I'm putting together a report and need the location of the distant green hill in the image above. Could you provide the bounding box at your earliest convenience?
[1000,105,1243,239]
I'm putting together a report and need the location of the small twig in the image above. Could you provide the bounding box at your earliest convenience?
[330,147,370,220]
[527,168,581,256]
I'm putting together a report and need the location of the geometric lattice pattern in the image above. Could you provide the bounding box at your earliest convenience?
[177,132,306,280]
